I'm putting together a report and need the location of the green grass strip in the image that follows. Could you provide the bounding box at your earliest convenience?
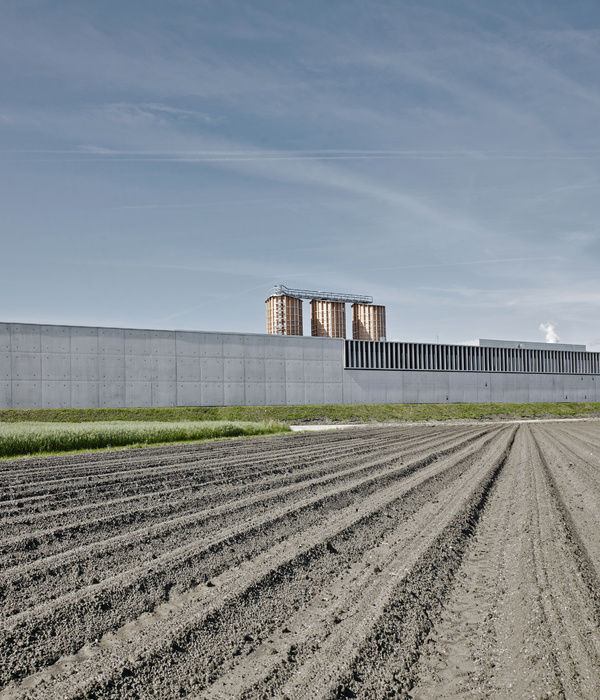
[0,402,600,426]
[0,420,290,459]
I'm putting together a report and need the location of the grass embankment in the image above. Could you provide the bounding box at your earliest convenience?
[1,402,600,426]
[0,420,290,459]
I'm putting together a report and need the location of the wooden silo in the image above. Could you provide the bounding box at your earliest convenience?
[352,303,386,341]
[310,300,346,338]
[266,294,303,335]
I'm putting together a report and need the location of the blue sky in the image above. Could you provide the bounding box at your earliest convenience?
[1,0,599,348]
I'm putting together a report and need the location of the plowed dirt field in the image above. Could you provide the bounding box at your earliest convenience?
[1,422,600,699]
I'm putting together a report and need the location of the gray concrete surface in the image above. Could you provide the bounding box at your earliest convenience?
[1,322,599,408]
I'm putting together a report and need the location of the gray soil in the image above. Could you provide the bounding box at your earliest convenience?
[1,422,599,699]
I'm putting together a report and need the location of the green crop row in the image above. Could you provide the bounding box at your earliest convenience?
[1,402,600,425]
[0,420,290,459]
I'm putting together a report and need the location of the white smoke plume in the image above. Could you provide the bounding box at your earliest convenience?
[539,322,560,343]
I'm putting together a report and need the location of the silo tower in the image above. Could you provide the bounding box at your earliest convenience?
[352,303,386,341]
[266,293,303,336]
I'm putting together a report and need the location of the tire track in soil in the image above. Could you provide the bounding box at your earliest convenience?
[410,424,600,700]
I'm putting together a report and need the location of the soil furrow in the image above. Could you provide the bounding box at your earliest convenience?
[0,428,493,615]
[0,428,503,690]
[410,424,600,700]
[0,428,482,562]
[3,428,514,698]
[4,422,599,698]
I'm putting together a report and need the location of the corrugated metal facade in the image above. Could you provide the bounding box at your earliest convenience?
[345,340,600,375]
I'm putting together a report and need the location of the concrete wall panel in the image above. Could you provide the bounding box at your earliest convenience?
[42,354,70,380]
[345,370,381,404]
[0,381,10,408]
[539,375,553,402]
[304,360,324,383]
[151,331,176,357]
[224,359,245,382]
[579,375,591,401]
[384,373,404,404]
[489,375,504,403]
[567,376,584,402]
[125,330,151,358]
[285,360,305,383]
[71,381,98,408]
[458,373,478,403]
[282,337,304,361]
[286,383,305,405]
[42,381,70,408]
[98,328,124,355]
[222,335,245,358]
[12,381,42,408]
[323,360,343,383]
[0,324,10,352]
[367,381,386,404]
[72,354,99,381]
[264,336,288,360]
[413,372,435,403]
[323,383,343,404]
[266,383,286,405]
[0,353,11,381]
[322,340,344,361]
[449,372,467,403]
[126,382,152,408]
[100,382,126,408]
[200,334,223,358]
[224,382,245,405]
[244,359,265,382]
[401,372,419,403]
[70,327,98,354]
[552,375,565,402]
[528,374,542,403]
[502,374,518,403]
[125,354,152,382]
[199,383,223,406]
[152,356,176,382]
[201,357,223,382]
[346,379,368,404]
[10,325,41,353]
[245,382,266,405]
[42,326,71,353]
[176,357,201,382]
[99,354,125,381]
[304,382,324,405]
[152,382,176,407]
[477,374,491,403]
[302,341,324,361]
[176,332,203,357]
[12,353,42,380]
[265,360,285,383]
[243,335,265,359]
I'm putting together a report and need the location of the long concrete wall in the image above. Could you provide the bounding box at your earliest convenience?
[1,323,598,408]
